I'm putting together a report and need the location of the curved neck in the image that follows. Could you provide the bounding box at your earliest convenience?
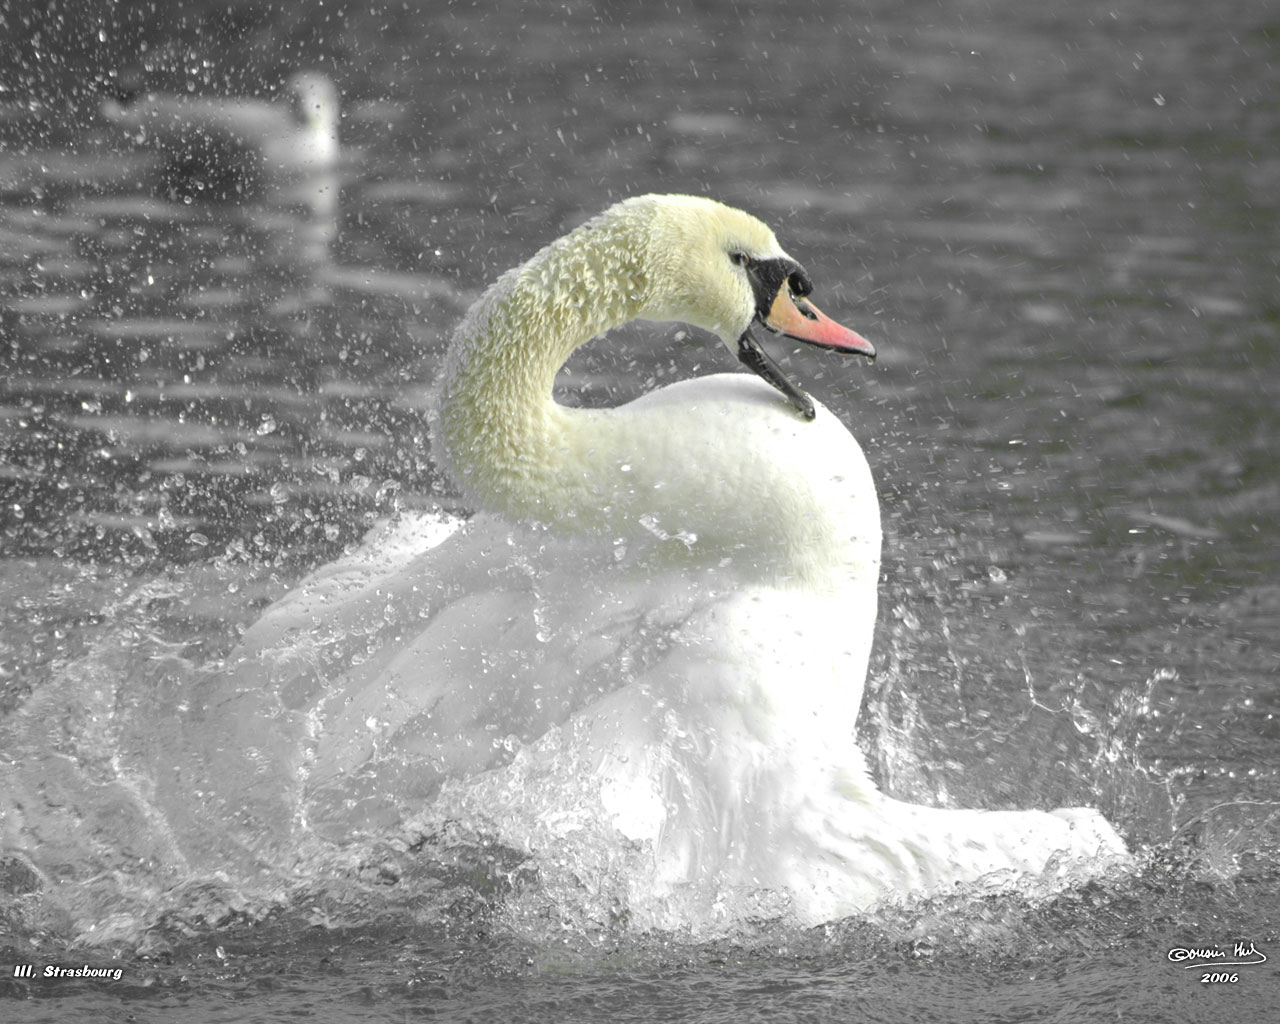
[431,201,881,596]
[434,207,653,523]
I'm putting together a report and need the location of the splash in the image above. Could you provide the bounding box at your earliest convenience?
[0,528,1204,953]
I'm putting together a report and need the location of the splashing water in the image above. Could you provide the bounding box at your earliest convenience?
[0,529,1259,960]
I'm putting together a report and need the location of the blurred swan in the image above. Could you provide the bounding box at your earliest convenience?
[199,194,1127,925]
[101,71,339,200]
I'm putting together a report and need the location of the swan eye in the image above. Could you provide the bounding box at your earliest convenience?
[729,251,749,268]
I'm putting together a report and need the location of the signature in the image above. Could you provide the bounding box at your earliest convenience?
[1167,941,1267,970]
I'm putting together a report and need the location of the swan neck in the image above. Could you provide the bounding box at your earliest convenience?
[435,209,651,520]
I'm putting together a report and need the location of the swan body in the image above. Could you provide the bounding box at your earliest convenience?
[101,72,339,197]
[204,194,1126,926]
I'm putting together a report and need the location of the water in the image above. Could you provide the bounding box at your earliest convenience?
[2,0,1279,1019]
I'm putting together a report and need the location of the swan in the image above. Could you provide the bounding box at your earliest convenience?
[198,194,1127,926]
[101,71,339,198]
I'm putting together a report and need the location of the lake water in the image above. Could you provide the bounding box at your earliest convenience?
[2,0,1278,1020]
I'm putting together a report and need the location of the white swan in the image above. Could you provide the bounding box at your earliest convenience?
[203,194,1126,926]
[101,72,339,197]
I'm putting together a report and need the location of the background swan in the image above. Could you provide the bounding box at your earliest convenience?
[101,71,339,198]
[195,194,1127,927]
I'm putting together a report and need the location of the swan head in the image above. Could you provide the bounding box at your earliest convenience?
[634,195,876,418]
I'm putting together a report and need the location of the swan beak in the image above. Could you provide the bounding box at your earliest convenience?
[738,331,818,419]
[762,289,877,359]
[738,286,876,420]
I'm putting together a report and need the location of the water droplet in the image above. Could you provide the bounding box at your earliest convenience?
[500,734,522,753]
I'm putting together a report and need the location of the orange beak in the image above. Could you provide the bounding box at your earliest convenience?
[762,288,876,359]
